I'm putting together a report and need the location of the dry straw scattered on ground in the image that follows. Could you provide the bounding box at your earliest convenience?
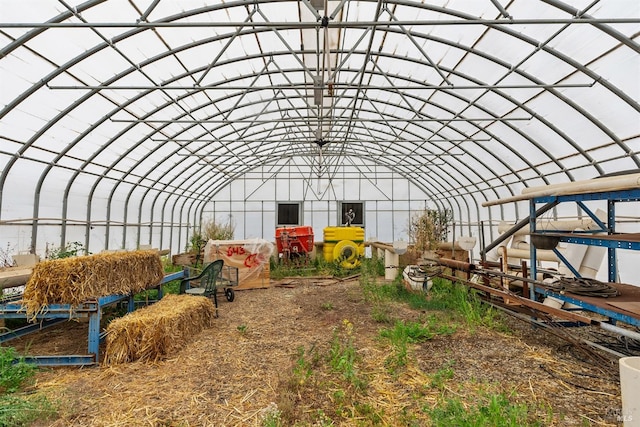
[13,277,624,426]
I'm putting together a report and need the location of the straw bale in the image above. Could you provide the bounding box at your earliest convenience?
[23,250,164,319]
[104,294,216,364]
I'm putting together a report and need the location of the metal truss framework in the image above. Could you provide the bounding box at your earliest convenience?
[0,0,638,254]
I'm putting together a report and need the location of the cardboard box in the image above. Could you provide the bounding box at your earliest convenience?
[203,239,272,290]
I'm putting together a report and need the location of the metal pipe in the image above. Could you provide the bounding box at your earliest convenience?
[152,138,490,143]
[437,257,475,272]
[480,201,559,257]
[486,301,629,359]
[499,246,508,290]
[598,322,640,343]
[462,268,640,343]
[438,272,595,324]
[484,173,640,207]
[475,267,547,286]
[2,18,638,29]
[329,0,348,20]
[138,0,161,22]
[497,217,601,236]
[48,82,595,90]
[488,0,512,19]
[112,117,532,123]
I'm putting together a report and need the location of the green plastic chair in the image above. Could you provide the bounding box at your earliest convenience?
[181,259,224,316]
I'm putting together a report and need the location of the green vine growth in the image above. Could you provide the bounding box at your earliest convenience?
[46,241,87,259]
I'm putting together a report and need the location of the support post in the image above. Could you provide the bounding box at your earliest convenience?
[529,199,537,300]
[608,199,617,282]
[88,310,101,359]
[384,249,399,281]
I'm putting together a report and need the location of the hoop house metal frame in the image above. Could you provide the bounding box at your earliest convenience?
[0,0,637,275]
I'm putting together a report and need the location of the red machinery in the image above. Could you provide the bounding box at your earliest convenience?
[275,226,314,262]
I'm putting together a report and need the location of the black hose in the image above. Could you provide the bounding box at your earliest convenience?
[544,276,619,298]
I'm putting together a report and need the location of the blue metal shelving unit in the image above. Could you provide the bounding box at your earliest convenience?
[529,188,640,282]
[528,188,640,325]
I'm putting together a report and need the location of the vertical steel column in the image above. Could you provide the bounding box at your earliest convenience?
[88,309,101,360]
[529,198,537,299]
[608,199,616,282]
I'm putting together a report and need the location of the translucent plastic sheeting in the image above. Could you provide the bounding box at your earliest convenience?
[0,0,637,266]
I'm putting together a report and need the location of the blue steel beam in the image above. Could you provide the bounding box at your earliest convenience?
[539,233,640,251]
[0,318,66,343]
[22,355,96,367]
[531,188,640,286]
[552,248,581,277]
[535,287,640,328]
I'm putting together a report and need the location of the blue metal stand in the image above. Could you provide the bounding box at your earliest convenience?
[0,270,186,366]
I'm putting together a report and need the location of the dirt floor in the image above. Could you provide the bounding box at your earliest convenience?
[9,277,627,426]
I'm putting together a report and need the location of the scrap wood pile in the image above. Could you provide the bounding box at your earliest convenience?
[23,250,164,319]
[104,294,216,364]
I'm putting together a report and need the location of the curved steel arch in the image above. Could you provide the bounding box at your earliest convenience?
[6,72,620,246]
[100,41,624,193]
[5,15,624,191]
[0,0,638,254]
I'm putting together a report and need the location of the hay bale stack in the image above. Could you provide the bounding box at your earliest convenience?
[104,294,216,364]
[23,250,164,319]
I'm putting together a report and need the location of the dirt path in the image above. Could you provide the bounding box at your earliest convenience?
[19,278,623,426]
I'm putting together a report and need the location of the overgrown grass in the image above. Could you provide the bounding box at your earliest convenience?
[272,260,549,426]
[0,348,35,394]
[361,256,385,277]
[260,402,283,427]
[328,319,366,390]
[320,302,334,311]
[425,391,548,427]
[275,319,371,425]
[361,270,507,332]
[360,262,434,313]
[429,360,456,390]
[379,318,456,374]
[269,256,361,280]
[0,347,57,426]
[292,346,314,386]
[422,359,551,427]
[0,394,57,427]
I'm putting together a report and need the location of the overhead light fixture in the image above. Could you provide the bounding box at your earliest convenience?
[313,75,322,105]
[310,0,324,11]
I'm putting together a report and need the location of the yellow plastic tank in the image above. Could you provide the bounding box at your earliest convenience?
[323,226,365,268]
